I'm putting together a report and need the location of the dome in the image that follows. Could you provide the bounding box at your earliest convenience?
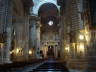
[38,3,58,17]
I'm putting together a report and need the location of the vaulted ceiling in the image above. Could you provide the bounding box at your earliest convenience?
[38,3,59,33]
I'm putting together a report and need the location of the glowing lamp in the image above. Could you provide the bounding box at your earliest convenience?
[48,20,53,26]
[79,34,84,40]
[29,50,32,55]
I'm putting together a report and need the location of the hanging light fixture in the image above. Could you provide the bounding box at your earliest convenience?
[48,20,53,26]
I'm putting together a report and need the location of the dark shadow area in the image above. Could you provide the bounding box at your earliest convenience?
[0,59,45,72]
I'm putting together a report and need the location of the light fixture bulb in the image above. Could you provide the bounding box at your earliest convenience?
[29,50,32,55]
[16,48,19,54]
[48,20,53,26]
[79,34,84,40]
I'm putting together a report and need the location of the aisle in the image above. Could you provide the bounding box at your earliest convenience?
[30,59,69,72]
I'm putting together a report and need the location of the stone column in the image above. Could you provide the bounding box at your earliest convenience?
[35,21,41,58]
[29,19,37,58]
[56,45,59,58]
[54,45,58,58]
[0,0,4,64]
[3,0,12,63]
[23,17,29,61]
[14,16,29,61]
[29,17,39,58]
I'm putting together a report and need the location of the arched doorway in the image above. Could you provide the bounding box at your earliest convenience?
[47,45,54,58]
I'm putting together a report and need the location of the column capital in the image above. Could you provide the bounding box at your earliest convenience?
[36,21,42,27]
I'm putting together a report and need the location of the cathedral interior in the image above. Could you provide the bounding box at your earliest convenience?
[0,0,96,72]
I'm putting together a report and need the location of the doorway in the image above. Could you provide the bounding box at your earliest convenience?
[47,45,54,58]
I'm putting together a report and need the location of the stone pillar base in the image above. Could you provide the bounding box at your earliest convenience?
[3,58,12,64]
[0,58,12,64]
